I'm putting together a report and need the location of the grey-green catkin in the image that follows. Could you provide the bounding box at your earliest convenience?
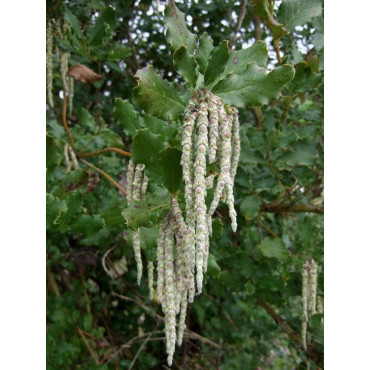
[302,260,309,351]
[68,76,74,115]
[46,20,54,108]
[148,261,154,300]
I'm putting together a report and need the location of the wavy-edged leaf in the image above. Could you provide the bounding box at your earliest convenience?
[46,193,68,230]
[204,40,230,88]
[131,129,165,182]
[240,195,261,220]
[88,7,117,46]
[277,0,323,31]
[212,63,295,107]
[114,98,143,137]
[259,237,289,259]
[159,147,183,194]
[70,214,105,236]
[164,2,197,54]
[63,4,84,39]
[173,46,198,88]
[253,0,289,39]
[122,198,171,231]
[196,32,214,74]
[133,66,186,120]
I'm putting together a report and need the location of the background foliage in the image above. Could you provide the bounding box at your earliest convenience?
[46,0,324,368]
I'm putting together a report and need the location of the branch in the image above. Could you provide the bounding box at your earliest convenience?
[78,147,131,158]
[128,332,153,370]
[257,298,324,368]
[79,158,127,196]
[229,0,248,49]
[78,328,100,365]
[62,89,76,153]
[260,203,324,215]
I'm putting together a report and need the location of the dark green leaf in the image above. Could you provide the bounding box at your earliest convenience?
[196,32,214,74]
[204,40,230,88]
[131,129,165,182]
[173,46,198,88]
[77,108,97,134]
[259,237,289,259]
[47,193,68,230]
[159,147,183,194]
[253,0,289,39]
[212,63,295,107]
[63,191,84,224]
[114,98,143,138]
[207,254,221,278]
[63,5,84,39]
[102,206,125,228]
[240,195,261,220]
[88,7,117,46]
[140,227,159,261]
[70,214,105,236]
[133,66,186,120]
[164,3,197,54]
[46,134,63,172]
[122,198,171,231]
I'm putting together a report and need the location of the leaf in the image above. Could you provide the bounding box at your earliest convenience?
[68,64,103,83]
[93,44,131,62]
[139,227,159,262]
[164,2,197,54]
[277,141,317,166]
[173,46,198,88]
[131,129,165,182]
[133,66,186,120]
[88,7,117,46]
[196,32,214,74]
[240,195,261,220]
[253,0,289,39]
[98,128,124,148]
[102,206,126,228]
[159,147,183,194]
[46,134,63,172]
[204,40,230,88]
[113,98,143,137]
[143,115,178,141]
[46,194,68,230]
[122,199,171,231]
[63,191,84,224]
[63,4,84,39]
[207,254,221,278]
[277,0,323,30]
[70,214,105,236]
[210,41,268,88]
[259,237,289,259]
[212,63,295,107]
[77,108,97,134]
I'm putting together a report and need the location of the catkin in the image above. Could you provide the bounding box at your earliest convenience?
[148,261,154,300]
[125,160,148,286]
[46,20,54,108]
[153,89,242,362]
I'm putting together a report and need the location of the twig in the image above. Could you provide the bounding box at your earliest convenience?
[257,298,323,367]
[257,216,279,239]
[78,147,131,158]
[184,330,221,349]
[229,0,248,49]
[260,202,324,215]
[79,158,127,196]
[46,267,61,297]
[128,332,153,370]
[78,328,100,365]
[62,89,76,153]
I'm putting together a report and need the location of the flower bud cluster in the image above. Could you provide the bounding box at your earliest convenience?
[301,257,319,351]
[125,160,149,285]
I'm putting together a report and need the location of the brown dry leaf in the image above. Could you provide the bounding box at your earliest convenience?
[67,64,103,83]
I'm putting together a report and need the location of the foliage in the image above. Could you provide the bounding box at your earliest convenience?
[46,0,324,369]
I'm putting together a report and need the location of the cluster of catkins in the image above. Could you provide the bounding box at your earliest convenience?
[301,257,318,351]
[126,159,149,286]
[155,89,241,365]
[46,18,74,112]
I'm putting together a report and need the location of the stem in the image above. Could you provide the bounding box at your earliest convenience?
[229,0,248,49]
[80,158,127,196]
[62,89,76,153]
[260,203,324,215]
[257,298,324,367]
[78,147,132,158]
